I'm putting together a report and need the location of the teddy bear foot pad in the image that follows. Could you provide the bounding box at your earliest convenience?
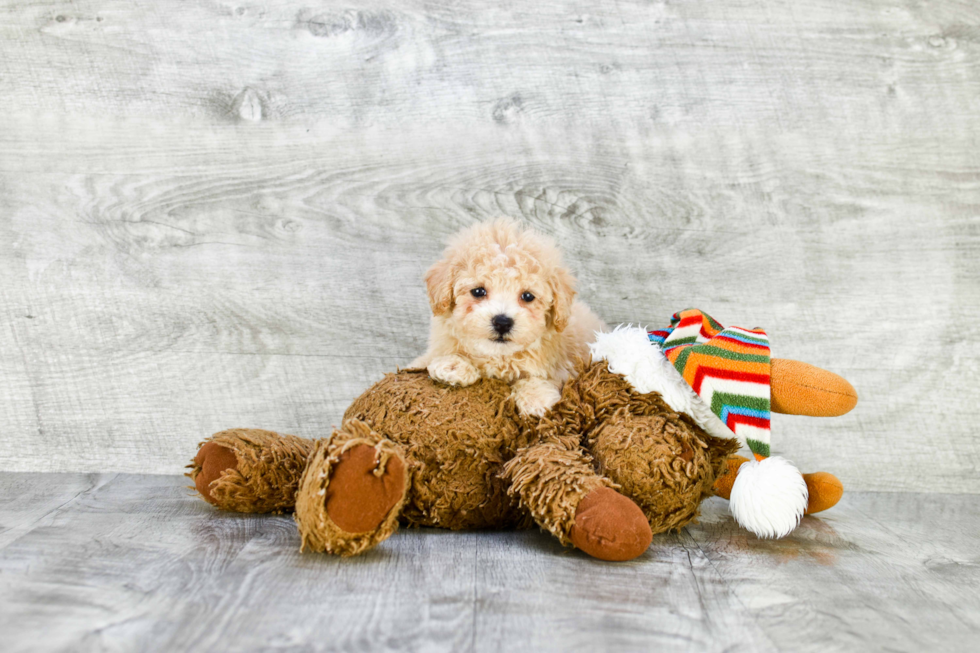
[570,487,653,561]
[323,445,406,534]
[193,442,238,504]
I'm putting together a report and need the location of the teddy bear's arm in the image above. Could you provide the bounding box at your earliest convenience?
[501,433,652,562]
[502,440,610,544]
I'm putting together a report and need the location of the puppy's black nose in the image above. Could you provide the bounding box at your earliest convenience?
[491,314,514,335]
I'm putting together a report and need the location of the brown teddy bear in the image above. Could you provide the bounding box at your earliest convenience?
[189,314,856,561]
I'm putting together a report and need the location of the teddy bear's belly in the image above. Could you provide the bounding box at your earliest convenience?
[398,451,529,530]
[343,370,535,530]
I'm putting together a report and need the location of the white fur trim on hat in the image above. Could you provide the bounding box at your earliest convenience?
[729,456,808,538]
[589,326,735,442]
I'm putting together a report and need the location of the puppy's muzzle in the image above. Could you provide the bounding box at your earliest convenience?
[491,314,514,336]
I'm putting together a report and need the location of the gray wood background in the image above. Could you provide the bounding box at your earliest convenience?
[1,0,977,492]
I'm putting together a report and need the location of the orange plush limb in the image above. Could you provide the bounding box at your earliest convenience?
[801,472,843,514]
[710,360,855,517]
[713,455,843,515]
[712,455,744,502]
[770,358,858,417]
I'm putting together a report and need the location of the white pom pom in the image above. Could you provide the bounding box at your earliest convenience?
[729,456,808,539]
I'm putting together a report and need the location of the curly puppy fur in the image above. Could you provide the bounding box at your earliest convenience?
[410,218,605,417]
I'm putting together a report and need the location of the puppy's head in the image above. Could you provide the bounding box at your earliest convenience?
[425,218,576,358]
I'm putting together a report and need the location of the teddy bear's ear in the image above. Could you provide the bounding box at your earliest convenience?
[548,267,576,333]
[424,257,456,316]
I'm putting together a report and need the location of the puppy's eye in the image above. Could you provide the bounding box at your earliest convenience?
[471,287,487,298]
[521,291,535,303]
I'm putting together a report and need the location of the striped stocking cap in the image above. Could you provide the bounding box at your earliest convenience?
[590,309,809,538]
[647,308,772,459]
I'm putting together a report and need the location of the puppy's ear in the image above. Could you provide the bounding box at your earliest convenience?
[548,267,577,333]
[424,257,456,316]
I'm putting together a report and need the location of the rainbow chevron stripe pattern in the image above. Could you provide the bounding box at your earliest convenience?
[648,309,772,458]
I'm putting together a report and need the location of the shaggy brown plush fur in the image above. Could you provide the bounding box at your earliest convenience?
[502,441,612,544]
[295,420,410,556]
[186,428,314,513]
[342,370,537,530]
[191,362,736,558]
[553,362,740,534]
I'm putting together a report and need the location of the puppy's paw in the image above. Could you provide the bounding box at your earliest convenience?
[428,355,481,387]
[513,378,562,417]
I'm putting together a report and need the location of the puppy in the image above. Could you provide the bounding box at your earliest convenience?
[410,218,605,416]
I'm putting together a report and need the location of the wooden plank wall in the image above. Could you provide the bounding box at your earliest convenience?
[1,0,977,491]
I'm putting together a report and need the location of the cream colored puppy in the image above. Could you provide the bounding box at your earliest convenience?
[410,218,605,416]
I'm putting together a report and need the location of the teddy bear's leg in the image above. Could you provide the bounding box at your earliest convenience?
[294,419,409,557]
[502,442,652,562]
[187,429,315,513]
[586,413,740,536]
[713,455,844,515]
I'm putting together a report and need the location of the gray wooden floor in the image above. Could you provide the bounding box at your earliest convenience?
[1,473,976,652]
